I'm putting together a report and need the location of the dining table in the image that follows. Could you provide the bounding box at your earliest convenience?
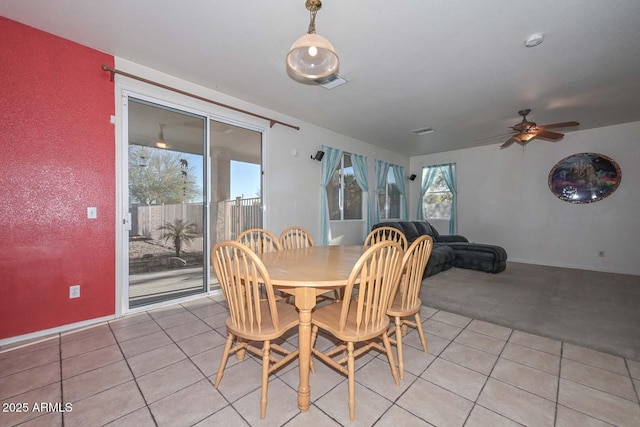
[259,244,368,413]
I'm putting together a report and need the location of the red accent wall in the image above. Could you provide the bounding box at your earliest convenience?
[0,17,116,339]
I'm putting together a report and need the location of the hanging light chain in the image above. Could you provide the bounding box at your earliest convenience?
[305,0,322,35]
[308,8,317,34]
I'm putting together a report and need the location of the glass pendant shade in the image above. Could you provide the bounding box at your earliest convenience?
[286,33,339,80]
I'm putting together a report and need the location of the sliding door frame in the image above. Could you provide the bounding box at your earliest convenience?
[115,84,268,317]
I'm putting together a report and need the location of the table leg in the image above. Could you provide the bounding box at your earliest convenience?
[295,287,317,413]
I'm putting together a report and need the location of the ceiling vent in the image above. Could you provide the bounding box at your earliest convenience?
[411,127,435,136]
[314,74,348,89]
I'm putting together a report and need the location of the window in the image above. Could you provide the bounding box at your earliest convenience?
[422,166,454,220]
[377,168,401,220]
[327,153,363,220]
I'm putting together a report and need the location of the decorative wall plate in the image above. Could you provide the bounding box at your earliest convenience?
[548,153,621,203]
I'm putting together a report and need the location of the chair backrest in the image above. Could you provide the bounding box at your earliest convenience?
[395,235,434,311]
[212,240,281,333]
[280,226,314,250]
[364,226,408,250]
[339,240,404,333]
[237,228,282,255]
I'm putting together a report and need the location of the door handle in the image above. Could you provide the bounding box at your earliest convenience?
[123,213,132,231]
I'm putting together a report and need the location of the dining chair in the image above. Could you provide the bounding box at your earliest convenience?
[237,228,284,300]
[236,228,283,254]
[387,235,433,379]
[364,226,408,250]
[279,226,339,303]
[310,240,404,421]
[279,226,314,250]
[212,240,299,419]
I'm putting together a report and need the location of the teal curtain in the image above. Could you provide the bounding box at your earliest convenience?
[440,163,457,234]
[391,164,408,220]
[320,146,343,245]
[373,160,390,225]
[417,166,439,220]
[350,153,370,232]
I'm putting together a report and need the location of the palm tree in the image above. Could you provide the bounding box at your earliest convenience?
[158,219,198,258]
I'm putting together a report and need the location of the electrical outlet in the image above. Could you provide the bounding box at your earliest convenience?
[598,250,605,258]
[70,285,80,299]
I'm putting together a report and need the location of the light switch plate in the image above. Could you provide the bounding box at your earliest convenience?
[87,207,97,219]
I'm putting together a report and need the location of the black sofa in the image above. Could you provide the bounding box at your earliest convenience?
[371,221,507,277]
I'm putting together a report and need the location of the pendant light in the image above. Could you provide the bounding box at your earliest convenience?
[155,124,168,149]
[286,0,339,80]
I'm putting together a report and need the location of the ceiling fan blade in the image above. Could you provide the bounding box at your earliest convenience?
[538,121,579,129]
[500,137,519,149]
[475,131,516,142]
[535,129,564,141]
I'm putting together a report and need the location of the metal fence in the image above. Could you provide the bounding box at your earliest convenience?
[216,197,262,241]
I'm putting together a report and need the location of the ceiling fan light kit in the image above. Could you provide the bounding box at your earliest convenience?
[286,0,339,81]
[499,109,579,149]
[155,124,168,149]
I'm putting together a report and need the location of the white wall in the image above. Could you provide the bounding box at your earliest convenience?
[267,122,408,245]
[115,58,409,249]
[409,121,640,275]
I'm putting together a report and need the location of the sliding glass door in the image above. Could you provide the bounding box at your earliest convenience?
[126,98,207,308]
[209,119,263,243]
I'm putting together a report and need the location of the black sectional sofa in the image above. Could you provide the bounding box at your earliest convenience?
[371,221,507,277]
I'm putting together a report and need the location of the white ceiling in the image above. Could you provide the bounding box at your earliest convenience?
[3,0,640,156]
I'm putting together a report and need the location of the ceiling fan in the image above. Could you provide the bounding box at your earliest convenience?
[498,109,579,149]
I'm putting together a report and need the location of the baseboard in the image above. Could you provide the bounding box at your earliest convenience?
[0,290,224,350]
[0,315,115,351]
[507,258,638,276]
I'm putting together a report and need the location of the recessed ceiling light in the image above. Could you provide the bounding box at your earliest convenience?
[524,33,544,48]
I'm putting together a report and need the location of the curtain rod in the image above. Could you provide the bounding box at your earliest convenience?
[425,162,455,168]
[101,65,300,131]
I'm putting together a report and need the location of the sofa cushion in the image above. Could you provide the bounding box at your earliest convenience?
[424,245,456,277]
[412,221,439,238]
[446,243,507,274]
[436,235,469,243]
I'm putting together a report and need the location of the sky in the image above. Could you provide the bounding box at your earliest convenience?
[180,157,260,201]
[230,160,261,199]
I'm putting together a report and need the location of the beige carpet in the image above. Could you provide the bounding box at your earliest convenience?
[420,262,640,361]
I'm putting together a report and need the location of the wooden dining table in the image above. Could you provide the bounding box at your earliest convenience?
[259,244,368,413]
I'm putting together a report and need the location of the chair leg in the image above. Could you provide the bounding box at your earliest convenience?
[414,313,428,353]
[311,325,318,348]
[260,341,270,419]
[215,333,234,388]
[395,316,404,380]
[280,291,292,304]
[382,332,400,386]
[347,341,356,421]
[236,337,247,361]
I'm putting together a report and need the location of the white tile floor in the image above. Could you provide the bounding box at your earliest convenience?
[1,295,639,426]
